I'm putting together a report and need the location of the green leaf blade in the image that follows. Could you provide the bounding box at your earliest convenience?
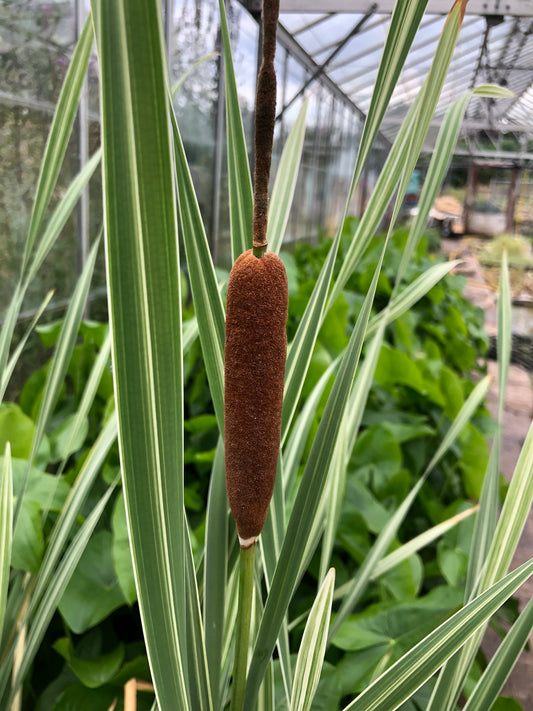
[171,106,225,434]
[91,0,191,707]
[245,242,388,709]
[218,0,253,261]
[463,595,533,711]
[268,99,308,254]
[290,568,335,711]
[0,445,12,640]
[23,16,94,273]
[342,559,533,711]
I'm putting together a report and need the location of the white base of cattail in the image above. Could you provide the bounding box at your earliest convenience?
[238,535,257,549]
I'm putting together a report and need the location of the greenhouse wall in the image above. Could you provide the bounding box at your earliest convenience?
[1,0,387,313]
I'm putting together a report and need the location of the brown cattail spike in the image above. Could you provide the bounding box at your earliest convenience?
[253,0,280,253]
[224,250,288,547]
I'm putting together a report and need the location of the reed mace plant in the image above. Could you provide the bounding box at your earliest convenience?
[224,3,287,708]
[0,0,532,710]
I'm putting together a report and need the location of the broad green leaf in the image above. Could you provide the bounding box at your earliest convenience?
[53,638,125,689]
[11,500,43,573]
[462,595,533,711]
[9,486,114,703]
[112,492,136,606]
[268,99,308,254]
[49,684,117,710]
[374,344,424,392]
[333,586,463,656]
[367,261,460,339]
[15,238,99,526]
[328,474,426,643]
[48,414,89,463]
[8,458,69,513]
[59,530,127,633]
[290,569,335,711]
[351,426,402,483]
[218,0,252,261]
[341,558,533,711]
[0,404,35,460]
[171,102,225,433]
[329,374,491,641]
[424,375,490,478]
[91,0,190,708]
[458,425,489,500]
[0,444,12,638]
[30,415,118,613]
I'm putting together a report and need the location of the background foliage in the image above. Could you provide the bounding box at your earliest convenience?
[0,225,498,708]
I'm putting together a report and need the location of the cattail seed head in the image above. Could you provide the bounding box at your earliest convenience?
[224,249,288,547]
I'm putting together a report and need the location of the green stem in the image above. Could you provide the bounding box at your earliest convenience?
[230,542,256,711]
[252,244,267,258]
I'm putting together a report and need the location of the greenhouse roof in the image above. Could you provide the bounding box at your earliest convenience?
[276,0,533,160]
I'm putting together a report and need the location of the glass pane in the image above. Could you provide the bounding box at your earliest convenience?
[0,0,80,315]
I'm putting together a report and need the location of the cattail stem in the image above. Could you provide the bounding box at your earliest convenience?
[252,0,280,252]
[230,542,256,711]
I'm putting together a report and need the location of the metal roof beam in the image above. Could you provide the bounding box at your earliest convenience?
[311,15,386,57]
[470,17,491,87]
[277,7,376,120]
[334,15,469,86]
[453,148,533,162]
[380,116,533,135]
[291,13,332,34]
[275,23,380,131]
[328,12,452,72]
[280,0,533,17]
[327,13,442,78]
